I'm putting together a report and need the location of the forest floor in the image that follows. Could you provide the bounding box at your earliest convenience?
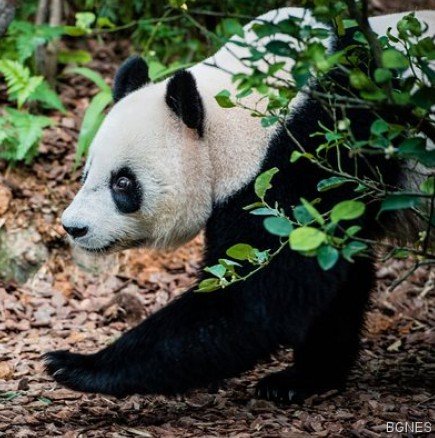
[0,2,434,437]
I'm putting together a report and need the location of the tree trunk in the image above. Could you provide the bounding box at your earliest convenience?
[35,0,62,85]
[0,0,15,36]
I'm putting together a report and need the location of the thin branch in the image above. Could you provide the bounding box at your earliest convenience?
[345,0,383,69]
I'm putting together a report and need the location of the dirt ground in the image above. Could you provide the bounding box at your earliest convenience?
[0,2,434,437]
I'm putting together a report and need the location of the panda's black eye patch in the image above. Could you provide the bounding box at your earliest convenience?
[110,167,142,214]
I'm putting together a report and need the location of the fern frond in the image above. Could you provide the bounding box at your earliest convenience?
[0,109,53,162]
[0,60,43,108]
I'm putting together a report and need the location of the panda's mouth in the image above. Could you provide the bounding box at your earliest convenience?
[79,241,119,254]
[78,238,148,254]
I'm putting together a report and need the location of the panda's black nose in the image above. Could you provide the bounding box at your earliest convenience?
[63,225,88,239]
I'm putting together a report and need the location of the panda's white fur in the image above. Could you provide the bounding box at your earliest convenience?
[62,7,435,253]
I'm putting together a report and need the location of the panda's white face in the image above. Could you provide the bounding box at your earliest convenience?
[62,48,272,253]
[62,66,214,252]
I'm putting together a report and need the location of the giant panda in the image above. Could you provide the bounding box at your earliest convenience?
[44,8,435,403]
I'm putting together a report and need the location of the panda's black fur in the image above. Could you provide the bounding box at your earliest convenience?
[45,29,405,403]
[112,55,150,103]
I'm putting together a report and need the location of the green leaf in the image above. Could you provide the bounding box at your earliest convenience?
[68,67,111,93]
[289,227,326,252]
[370,119,389,136]
[58,50,92,65]
[147,61,195,82]
[204,264,226,279]
[217,18,244,38]
[197,278,220,292]
[350,69,372,90]
[317,245,339,270]
[420,176,435,195]
[261,116,278,127]
[331,200,365,223]
[293,205,312,225]
[254,167,279,199]
[75,12,96,30]
[382,48,409,69]
[361,88,386,102]
[379,195,421,214]
[342,241,367,262]
[243,201,264,211]
[215,89,235,108]
[75,91,113,164]
[226,243,256,261]
[397,13,422,38]
[97,17,116,29]
[147,60,167,80]
[62,25,87,36]
[290,150,313,163]
[250,207,276,216]
[29,81,66,112]
[252,22,278,38]
[411,86,435,110]
[374,68,392,84]
[346,225,362,236]
[301,198,324,225]
[263,217,293,237]
[218,258,242,269]
[317,177,352,192]
[265,40,294,57]
[398,137,435,167]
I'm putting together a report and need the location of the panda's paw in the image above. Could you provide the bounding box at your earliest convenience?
[255,369,305,404]
[43,349,124,396]
[255,367,340,404]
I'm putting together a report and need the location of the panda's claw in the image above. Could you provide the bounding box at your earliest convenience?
[255,378,298,404]
[43,350,102,394]
[254,367,325,404]
[255,366,345,404]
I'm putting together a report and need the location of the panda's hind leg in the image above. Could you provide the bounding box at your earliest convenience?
[256,258,375,404]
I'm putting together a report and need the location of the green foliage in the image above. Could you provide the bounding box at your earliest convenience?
[254,167,279,200]
[0,109,53,163]
[1,0,282,165]
[200,3,435,291]
[263,217,293,236]
[70,68,113,165]
[0,60,43,108]
[290,227,326,251]
[215,90,236,108]
[0,14,66,163]
[330,201,365,224]
[1,21,64,62]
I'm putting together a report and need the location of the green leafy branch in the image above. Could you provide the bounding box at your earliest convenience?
[198,2,435,291]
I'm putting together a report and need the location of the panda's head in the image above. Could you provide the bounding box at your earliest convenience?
[62,56,214,252]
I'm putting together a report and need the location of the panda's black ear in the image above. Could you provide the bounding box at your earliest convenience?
[165,70,204,136]
[113,56,149,103]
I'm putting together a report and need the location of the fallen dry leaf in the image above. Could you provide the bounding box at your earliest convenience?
[0,184,12,216]
[0,361,13,380]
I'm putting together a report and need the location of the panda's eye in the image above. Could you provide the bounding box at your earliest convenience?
[110,167,142,214]
[113,176,132,191]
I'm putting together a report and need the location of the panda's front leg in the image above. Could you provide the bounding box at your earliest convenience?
[44,288,281,396]
[255,258,374,404]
